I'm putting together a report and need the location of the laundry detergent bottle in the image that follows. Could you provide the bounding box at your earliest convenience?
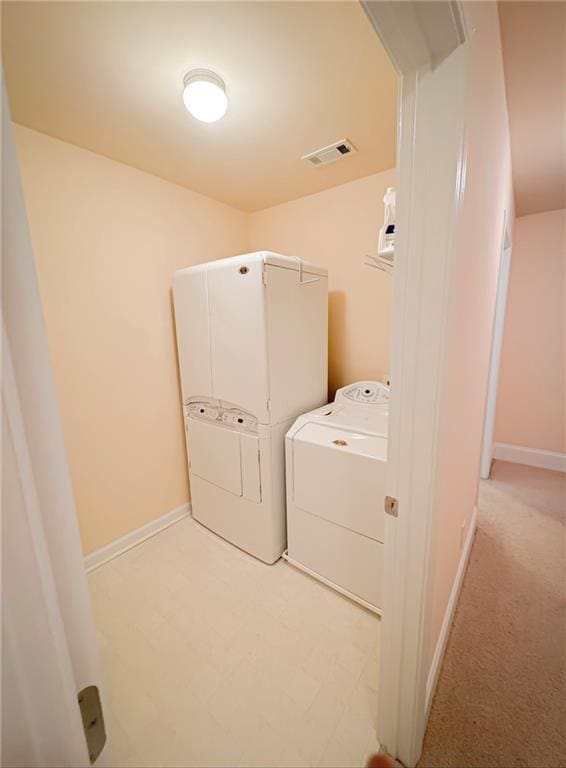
[378,186,396,257]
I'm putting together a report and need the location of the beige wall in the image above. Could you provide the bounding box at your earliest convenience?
[14,125,249,555]
[495,209,565,453]
[425,1,514,671]
[250,170,396,395]
[15,125,394,556]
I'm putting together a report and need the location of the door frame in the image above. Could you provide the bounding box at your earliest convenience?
[2,76,105,766]
[3,4,485,764]
[361,3,470,765]
[480,218,513,479]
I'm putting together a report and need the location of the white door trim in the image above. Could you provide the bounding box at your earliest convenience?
[480,219,512,479]
[2,75,104,766]
[362,3,469,765]
[3,324,91,767]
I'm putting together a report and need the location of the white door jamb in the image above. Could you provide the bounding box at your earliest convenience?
[480,218,512,479]
[361,3,469,765]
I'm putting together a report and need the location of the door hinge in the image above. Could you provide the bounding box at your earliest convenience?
[262,265,268,285]
[384,496,399,518]
[267,398,271,413]
[78,685,106,764]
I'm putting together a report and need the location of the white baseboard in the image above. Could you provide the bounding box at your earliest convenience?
[493,442,566,473]
[425,505,477,717]
[84,502,191,573]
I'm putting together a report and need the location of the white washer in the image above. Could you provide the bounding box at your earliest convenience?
[285,381,389,612]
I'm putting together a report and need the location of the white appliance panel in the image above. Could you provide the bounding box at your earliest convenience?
[208,259,269,421]
[287,505,383,608]
[189,419,293,564]
[172,268,212,399]
[292,423,386,542]
[187,418,242,497]
[264,264,328,423]
[240,432,261,503]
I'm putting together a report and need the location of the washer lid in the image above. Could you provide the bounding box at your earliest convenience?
[305,404,388,438]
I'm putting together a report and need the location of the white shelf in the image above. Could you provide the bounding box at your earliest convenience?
[365,253,394,274]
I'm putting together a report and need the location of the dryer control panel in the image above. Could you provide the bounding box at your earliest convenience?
[221,409,257,432]
[185,398,258,434]
[187,401,220,421]
[335,381,390,406]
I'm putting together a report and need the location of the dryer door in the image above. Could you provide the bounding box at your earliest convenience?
[187,418,242,497]
[292,423,386,542]
[187,418,262,502]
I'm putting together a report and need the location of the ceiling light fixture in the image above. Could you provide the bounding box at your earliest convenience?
[182,69,228,123]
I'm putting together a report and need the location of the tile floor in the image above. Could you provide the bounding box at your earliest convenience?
[90,516,381,767]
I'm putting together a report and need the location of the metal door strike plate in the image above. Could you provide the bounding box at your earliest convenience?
[384,496,399,517]
[78,685,106,764]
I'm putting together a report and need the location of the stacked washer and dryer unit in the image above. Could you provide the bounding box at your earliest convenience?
[173,250,389,613]
[173,251,328,565]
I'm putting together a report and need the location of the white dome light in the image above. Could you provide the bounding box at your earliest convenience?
[182,69,228,123]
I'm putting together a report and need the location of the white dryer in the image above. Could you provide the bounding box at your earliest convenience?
[285,381,389,612]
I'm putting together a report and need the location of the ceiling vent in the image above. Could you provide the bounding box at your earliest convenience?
[301,139,357,167]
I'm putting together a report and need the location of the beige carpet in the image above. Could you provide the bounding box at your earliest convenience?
[420,460,566,768]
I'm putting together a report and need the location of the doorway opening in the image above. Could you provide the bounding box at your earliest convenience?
[3,1,401,766]
[481,219,513,480]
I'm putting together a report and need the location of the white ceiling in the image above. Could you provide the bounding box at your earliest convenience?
[499,1,566,217]
[2,1,398,212]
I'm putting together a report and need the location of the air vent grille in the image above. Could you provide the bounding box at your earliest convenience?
[301,139,357,167]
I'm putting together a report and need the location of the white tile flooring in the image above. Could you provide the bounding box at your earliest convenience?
[90,516,381,767]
